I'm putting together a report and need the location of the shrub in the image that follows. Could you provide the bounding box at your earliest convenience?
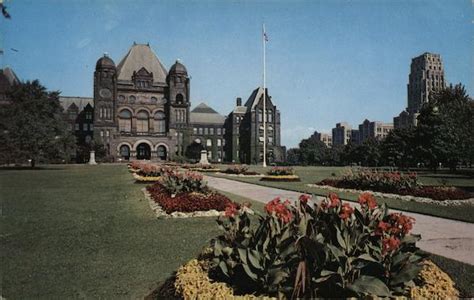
[210,192,423,298]
[146,183,235,214]
[267,166,295,176]
[159,169,207,194]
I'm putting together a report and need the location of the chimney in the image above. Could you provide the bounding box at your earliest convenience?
[236,97,242,106]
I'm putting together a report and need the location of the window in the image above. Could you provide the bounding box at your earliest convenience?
[129,95,136,103]
[193,127,197,134]
[198,128,203,135]
[118,95,125,102]
[136,111,149,132]
[204,128,209,135]
[206,139,212,147]
[217,139,221,146]
[151,97,158,103]
[68,111,76,120]
[118,109,132,132]
[99,108,103,118]
[267,110,273,122]
[86,112,92,120]
[258,109,263,122]
[268,136,273,144]
[75,123,79,131]
[106,130,110,137]
[217,128,222,135]
[176,94,184,104]
[100,130,104,137]
[210,128,214,135]
[89,124,94,131]
[83,124,88,131]
[120,145,130,159]
[154,111,166,133]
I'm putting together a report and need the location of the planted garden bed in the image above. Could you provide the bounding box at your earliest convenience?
[144,169,237,218]
[164,192,459,299]
[220,164,262,177]
[132,164,168,183]
[260,166,300,182]
[315,169,471,201]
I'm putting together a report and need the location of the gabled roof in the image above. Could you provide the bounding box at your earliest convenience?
[59,96,93,111]
[244,87,273,112]
[116,44,168,83]
[190,102,225,125]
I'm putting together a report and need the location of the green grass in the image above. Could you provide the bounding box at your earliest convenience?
[210,165,474,223]
[1,164,472,298]
[0,165,260,298]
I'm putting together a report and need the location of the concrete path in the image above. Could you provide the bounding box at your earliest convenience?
[205,175,474,265]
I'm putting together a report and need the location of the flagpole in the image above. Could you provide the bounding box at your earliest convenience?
[262,23,267,168]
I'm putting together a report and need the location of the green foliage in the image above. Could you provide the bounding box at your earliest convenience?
[267,166,295,176]
[0,80,76,166]
[159,169,207,194]
[211,193,423,298]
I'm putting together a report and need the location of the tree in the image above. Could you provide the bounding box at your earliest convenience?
[298,132,329,165]
[286,148,301,165]
[0,80,75,167]
[416,84,473,171]
[185,141,204,161]
[381,128,416,169]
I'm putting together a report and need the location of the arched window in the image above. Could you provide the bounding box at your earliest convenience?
[154,111,166,133]
[176,93,184,104]
[136,110,149,133]
[120,145,130,160]
[118,109,132,132]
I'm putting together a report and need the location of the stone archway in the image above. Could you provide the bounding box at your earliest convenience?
[157,145,167,161]
[136,143,151,160]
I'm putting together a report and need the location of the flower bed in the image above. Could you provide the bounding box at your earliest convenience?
[132,172,161,183]
[168,192,458,299]
[144,169,237,218]
[222,165,261,176]
[260,166,300,182]
[316,169,471,201]
[205,192,428,298]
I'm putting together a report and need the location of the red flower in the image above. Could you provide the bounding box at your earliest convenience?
[339,203,354,220]
[328,193,340,208]
[358,192,377,209]
[382,237,400,255]
[299,194,311,204]
[388,213,415,235]
[224,202,239,217]
[375,221,391,236]
[265,198,293,223]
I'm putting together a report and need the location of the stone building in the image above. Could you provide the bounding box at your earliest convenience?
[224,87,286,164]
[331,122,352,146]
[57,42,285,163]
[358,119,393,143]
[394,52,446,128]
[93,43,190,161]
[314,132,332,148]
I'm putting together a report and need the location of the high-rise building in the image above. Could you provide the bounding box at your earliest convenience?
[315,132,332,148]
[332,122,352,146]
[395,52,446,128]
[358,119,393,142]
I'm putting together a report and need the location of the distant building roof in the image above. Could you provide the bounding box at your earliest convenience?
[59,96,93,111]
[190,102,225,125]
[233,106,247,114]
[116,43,168,83]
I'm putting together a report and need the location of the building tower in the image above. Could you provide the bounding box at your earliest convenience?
[407,52,445,114]
[93,54,117,155]
[167,60,191,156]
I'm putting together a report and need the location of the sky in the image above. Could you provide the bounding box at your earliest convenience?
[1,0,472,148]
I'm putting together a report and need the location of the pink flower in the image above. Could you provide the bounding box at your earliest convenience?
[224,202,238,217]
[299,194,311,204]
[339,203,354,220]
[358,192,377,209]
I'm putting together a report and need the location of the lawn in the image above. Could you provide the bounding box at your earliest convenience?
[210,165,474,223]
[1,164,472,298]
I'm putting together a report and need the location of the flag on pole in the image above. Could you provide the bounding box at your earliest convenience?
[263,31,269,42]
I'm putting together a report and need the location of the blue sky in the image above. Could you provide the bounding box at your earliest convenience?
[1,0,472,147]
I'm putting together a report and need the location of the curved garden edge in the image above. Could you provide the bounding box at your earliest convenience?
[141,188,224,219]
[307,184,474,206]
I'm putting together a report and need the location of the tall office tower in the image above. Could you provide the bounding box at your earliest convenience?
[407,52,445,114]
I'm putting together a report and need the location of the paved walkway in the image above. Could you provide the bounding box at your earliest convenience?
[205,175,474,265]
